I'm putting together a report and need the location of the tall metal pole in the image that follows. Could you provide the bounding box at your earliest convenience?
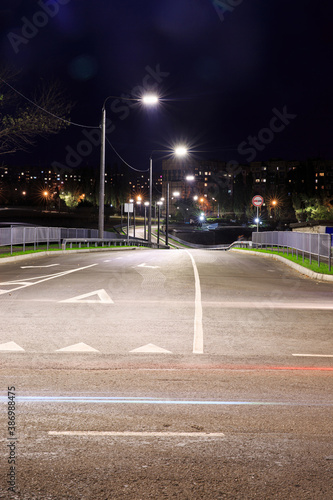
[144,206,147,240]
[166,183,169,246]
[127,208,129,245]
[133,204,136,238]
[148,155,153,242]
[256,206,259,232]
[99,106,106,238]
[157,204,160,247]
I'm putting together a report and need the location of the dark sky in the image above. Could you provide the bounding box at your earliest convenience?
[1,0,332,173]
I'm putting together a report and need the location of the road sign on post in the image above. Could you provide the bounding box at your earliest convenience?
[252,195,264,207]
[124,203,134,213]
[252,195,263,232]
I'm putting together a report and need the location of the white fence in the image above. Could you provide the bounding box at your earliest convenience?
[252,231,332,271]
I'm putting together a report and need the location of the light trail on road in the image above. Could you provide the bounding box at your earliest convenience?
[1,396,332,406]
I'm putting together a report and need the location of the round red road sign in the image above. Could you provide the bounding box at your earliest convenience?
[252,195,264,207]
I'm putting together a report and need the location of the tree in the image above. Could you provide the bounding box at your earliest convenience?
[0,68,72,156]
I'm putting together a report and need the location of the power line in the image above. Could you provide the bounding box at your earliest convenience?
[106,136,149,173]
[0,76,99,129]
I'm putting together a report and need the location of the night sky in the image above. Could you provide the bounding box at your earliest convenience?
[1,0,332,173]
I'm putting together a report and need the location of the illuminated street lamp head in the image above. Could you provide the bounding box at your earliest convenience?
[186,175,195,181]
[272,199,277,206]
[174,146,188,157]
[142,94,159,105]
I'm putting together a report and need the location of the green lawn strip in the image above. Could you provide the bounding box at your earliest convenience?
[0,243,140,258]
[236,246,333,275]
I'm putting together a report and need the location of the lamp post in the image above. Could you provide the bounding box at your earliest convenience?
[99,94,158,239]
[144,201,149,240]
[148,153,153,242]
[166,183,169,246]
[157,201,162,246]
[149,145,188,244]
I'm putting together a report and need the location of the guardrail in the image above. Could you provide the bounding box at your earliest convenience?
[61,238,165,250]
[0,225,166,255]
[252,231,332,271]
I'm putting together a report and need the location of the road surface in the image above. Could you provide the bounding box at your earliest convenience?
[1,248,332,499]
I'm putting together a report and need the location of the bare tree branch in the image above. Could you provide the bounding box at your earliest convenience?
[0,69,73,155]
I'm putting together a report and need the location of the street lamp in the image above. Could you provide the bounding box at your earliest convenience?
[157,200,163,246]
[99,94,158,238]
[148,145,188,245]
[144,201,149,240]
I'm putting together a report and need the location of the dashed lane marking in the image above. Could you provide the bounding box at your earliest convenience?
[49,431,225,437]
[292,354,333,358]
[20,264,60,269]
[137,263,160,269]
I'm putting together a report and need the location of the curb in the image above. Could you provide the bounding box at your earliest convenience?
[0,246,146,265]
[231,248,333,282]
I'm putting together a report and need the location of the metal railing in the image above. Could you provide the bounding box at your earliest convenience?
[252,231,332,271]
[0,225,162,255]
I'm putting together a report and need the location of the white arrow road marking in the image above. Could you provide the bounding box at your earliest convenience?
[20,264,60,269]
[49,431,225,437]
[130,343,172,353]
[56,343,99,353]
[186,251,203,354]
[0,342,25,352]
[0,264,98,296]
[137,263,160,269]
[60,289,114,304]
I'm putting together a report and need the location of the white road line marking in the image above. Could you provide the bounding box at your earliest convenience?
[0,264,97,295]
[208,301,333,310]
[0,341,25,352]
[60,289,114,304]
[292,354,333,358]
[186,251,203,354]
[48,431,225,437]
[56,343,99,353]
[21,264,60,269]
[130,343,172,353]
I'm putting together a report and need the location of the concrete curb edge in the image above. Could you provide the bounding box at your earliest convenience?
[231,248,333,282]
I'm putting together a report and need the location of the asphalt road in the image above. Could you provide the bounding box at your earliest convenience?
[1,248,332,499]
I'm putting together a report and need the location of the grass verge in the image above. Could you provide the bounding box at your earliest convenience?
[0,243,136,258]
[236,246,333,275]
